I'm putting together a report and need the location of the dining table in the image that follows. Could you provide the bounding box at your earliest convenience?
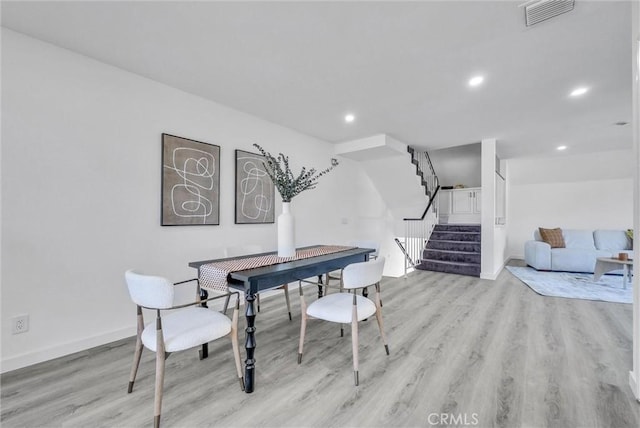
[188,244,375,393]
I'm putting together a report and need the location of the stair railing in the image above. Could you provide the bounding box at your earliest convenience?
[416,149,438,197]
[397,148,440,277]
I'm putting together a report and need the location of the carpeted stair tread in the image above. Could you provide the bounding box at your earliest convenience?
[428,239,480,244]
[430,231,481,242]
[422,248,481,263]
[434,226,480,229]
[434,224,481,232]
[426,240,481,252]
[421,259,479,267]
[424,248,478,255]
[416,223,482,277]
[432,230,481,234]
[417,259,481,277]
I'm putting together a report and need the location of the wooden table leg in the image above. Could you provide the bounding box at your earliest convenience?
[244,291,256,393]
[199,288,209,360]
[317,275,324,299]
[624,264,630,289]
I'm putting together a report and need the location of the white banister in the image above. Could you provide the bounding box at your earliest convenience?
[398,148,440,277]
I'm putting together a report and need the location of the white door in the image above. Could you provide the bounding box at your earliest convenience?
[452,190,473,214]
[473,190,481,213]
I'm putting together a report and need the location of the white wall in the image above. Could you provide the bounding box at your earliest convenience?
[628,0,640,401]
[346,172,410,278]
[480,139,508,279]
[429,143,481,188]
[0,30,386,371]
[506,150,634,259]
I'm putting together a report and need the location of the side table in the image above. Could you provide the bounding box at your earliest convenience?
[594,257,633,289]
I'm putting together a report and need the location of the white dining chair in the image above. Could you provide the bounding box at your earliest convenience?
[324,240,380,293]
[297,257,388,386]
[125,270,244,428]
[225,244,292,320]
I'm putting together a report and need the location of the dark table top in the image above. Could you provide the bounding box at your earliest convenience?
[189,246,374,293]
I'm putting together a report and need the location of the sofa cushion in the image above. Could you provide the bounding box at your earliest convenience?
[539,227,565,248]
[551,248,610,273]
[594,230,632,252]
[562,229,595,249]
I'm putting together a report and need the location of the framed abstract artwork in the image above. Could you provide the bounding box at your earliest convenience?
[235,149,275,224]
[161,133,220,226]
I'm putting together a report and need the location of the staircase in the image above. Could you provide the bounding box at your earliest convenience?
[407,146,438,201]
[335,136,481,278]
[416,224,481,277]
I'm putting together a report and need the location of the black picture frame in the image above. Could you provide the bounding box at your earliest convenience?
[161,133,220,226]
[235,149,275,224]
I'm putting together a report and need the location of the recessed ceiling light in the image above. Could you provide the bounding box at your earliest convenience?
[557,145,567,151]
[468,76,484,87]
[344,114,355,123]
[569,87,589,97]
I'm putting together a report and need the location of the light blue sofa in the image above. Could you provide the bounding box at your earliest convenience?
[524,229,633,273]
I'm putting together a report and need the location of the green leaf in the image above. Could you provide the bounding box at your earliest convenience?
[252,143,338,202]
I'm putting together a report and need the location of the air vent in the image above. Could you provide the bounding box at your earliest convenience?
[525,0,575,27]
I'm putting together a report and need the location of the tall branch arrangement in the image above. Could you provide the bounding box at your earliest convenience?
[253,143,338,202]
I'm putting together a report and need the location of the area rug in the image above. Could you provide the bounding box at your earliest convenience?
[505,266,632,304]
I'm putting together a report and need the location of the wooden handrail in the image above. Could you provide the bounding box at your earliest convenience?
[403,185,440,221]
[394,238,415,267]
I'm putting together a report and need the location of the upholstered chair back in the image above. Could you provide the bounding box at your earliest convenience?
[341,257,385,290]
[125,269,174,309]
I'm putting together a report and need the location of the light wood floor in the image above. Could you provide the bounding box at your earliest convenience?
[2,263,639,427]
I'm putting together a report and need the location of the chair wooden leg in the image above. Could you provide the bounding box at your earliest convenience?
[128,306,144,393]
[154,318,165,428]
[375,286,389,355]
[375,306,389,355]
[298,315,307,364]
[298,283,307,364]
[230,301,245,391]
[222,294,231,315]
[324,273,330,296]
[284,284,292,321]
[351,301,359,386]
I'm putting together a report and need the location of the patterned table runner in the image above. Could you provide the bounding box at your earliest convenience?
[199,245,354,292]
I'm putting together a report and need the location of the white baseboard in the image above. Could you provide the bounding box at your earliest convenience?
[631,371,640,402]
[480,271,499,280]
[1,326,135,374]
[0,282,306,374]
[1,278,387,374]
[480,257,511,280]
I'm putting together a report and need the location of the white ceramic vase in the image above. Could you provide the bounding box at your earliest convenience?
[278,202,296,257]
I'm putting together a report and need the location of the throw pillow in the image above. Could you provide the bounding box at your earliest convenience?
[539,227,566,248]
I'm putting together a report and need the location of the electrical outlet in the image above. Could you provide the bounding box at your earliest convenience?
[11,315,29,334]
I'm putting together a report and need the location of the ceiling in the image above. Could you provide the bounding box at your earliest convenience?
[1,1,633,159]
